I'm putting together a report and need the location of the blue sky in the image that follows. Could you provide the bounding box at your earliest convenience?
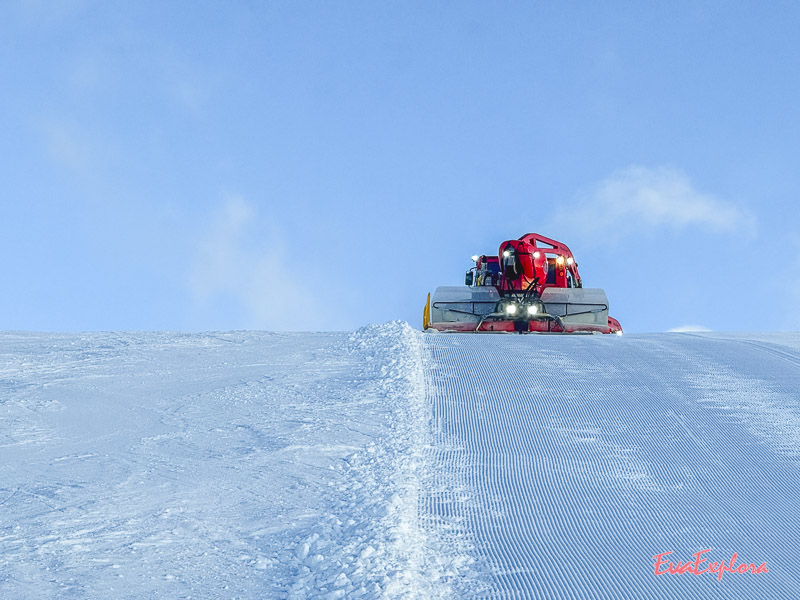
[2,1,799,333]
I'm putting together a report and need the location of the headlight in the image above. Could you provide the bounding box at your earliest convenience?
[527,305,538,315]
[471,255,479,262]
[616,330,623,336]
[503,250,511,258]
[566,257,574,265]
[505,303,517,315]
[533,251,540,259]
[556,256,565,266]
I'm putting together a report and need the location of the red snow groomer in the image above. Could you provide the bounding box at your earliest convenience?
[423,233,622,334]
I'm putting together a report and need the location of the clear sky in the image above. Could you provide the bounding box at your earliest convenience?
[3,1,799,333]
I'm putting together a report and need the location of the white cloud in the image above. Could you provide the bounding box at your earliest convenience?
[189,197,341,331]
[564,166,756,239]
[667,325,713,333]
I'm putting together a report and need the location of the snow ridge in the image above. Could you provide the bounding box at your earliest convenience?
[288,322,448,599]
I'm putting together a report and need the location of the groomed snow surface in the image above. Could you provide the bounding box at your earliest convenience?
[2,324,800,598]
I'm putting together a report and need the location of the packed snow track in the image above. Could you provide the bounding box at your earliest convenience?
[422,331,800,598]
[1,325,800,598]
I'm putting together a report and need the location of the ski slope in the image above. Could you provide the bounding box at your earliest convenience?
[1,325,799,598]
[422,331,800,598]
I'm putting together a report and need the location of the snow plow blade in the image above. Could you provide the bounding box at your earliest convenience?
[426,286,619,334]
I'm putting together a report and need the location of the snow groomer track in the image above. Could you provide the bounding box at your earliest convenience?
[422,331,800,599]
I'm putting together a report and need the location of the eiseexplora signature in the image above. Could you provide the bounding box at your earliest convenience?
[653,550,768,581]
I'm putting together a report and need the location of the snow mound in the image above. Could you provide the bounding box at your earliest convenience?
[287,321,451,599]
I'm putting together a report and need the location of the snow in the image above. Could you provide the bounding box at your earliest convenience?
[0,325,446,599]
[423,331,800,598]
[2,326,800,598]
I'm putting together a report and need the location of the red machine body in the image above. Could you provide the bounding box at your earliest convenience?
[497,233,581,295]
